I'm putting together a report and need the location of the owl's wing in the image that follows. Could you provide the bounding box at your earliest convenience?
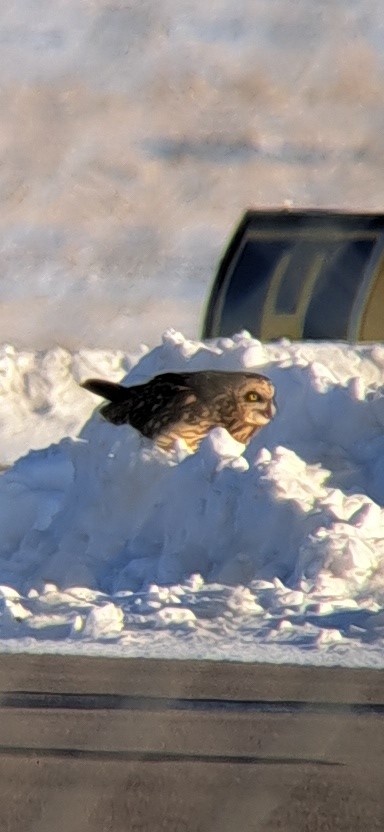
[81,373,201,430]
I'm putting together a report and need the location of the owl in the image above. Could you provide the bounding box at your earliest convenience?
[81,370,276,451]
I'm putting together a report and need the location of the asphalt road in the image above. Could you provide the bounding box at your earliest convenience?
[0,655,383,831]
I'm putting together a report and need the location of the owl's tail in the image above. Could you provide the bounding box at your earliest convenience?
[81,378,130,403]
[81,378,134,424]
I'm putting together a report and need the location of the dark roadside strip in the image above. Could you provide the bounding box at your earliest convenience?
[0,745,340,766]
[2,691,384,715]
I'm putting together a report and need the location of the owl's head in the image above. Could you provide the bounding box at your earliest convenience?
[189,370,276,441]
[234,375,276,428]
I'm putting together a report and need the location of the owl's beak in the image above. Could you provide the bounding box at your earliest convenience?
[266,399,277,421]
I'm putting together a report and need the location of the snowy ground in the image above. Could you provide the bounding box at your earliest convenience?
[2,331,384,666]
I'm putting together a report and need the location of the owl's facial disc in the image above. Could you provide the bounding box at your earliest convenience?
[239,379,276,426]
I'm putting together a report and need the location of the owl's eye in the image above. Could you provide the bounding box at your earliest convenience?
[245,391,261,403]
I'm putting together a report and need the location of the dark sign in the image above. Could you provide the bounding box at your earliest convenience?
[202,210,384,341]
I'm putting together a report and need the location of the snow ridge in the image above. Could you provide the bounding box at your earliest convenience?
[2,330,384,664]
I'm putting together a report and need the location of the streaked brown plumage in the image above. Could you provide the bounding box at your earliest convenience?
[81,370,276,451]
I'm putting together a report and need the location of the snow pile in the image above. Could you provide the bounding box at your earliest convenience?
[2,330,384,664]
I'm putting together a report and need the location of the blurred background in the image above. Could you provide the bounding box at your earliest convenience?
[1,0,384,350]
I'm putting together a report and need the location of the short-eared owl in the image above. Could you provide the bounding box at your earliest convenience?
[81,370,276,451]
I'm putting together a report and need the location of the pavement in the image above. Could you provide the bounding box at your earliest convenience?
[0,655,383,831]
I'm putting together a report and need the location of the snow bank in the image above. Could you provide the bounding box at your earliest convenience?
[2,330,384,664]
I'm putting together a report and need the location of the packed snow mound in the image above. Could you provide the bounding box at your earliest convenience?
[2,330,384,663]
